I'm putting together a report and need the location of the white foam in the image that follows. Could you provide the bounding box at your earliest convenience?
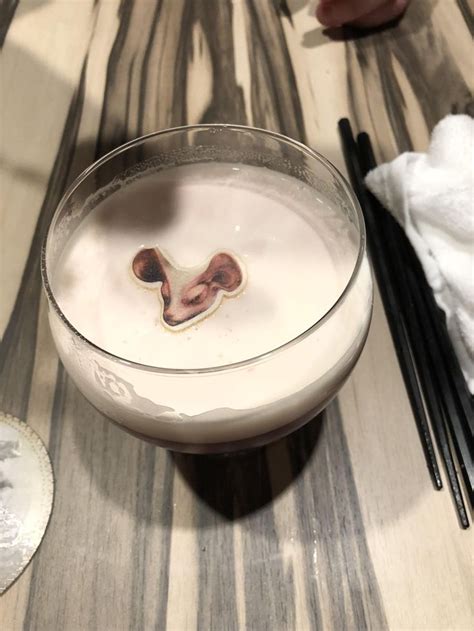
[53,163,357,369]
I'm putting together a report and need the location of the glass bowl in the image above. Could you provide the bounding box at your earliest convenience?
[41,124,373,453]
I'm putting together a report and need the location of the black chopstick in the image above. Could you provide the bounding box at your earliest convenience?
[354,129,470,526]
[357,132,473,513]
[403,243,473,447]
[337,119,443,491]
[404,259,474,509]
[390,199,474,504]
[356,132,473,445]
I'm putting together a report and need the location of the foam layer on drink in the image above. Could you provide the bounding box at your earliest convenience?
[53,162,359,369]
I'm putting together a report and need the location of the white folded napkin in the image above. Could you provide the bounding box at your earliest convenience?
[365,114,474,393]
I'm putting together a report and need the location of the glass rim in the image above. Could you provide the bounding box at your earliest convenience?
[41,123,367,375]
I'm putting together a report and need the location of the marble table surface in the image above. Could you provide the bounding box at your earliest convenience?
[1,1,473,629]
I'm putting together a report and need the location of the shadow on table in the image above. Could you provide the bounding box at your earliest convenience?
[172,413,323,520]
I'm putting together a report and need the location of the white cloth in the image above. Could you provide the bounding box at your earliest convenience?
[365,114,474,393]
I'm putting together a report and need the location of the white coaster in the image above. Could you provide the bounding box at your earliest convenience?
[0,413,54,593]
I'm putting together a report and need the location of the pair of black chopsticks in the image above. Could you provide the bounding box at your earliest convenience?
[338,118,473,529]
